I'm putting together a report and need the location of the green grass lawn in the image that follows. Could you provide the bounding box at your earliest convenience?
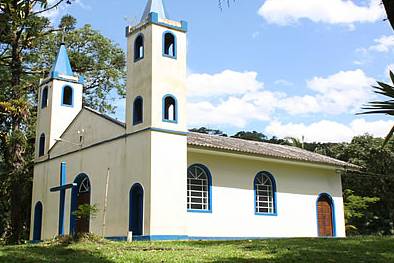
[0,236,393,263]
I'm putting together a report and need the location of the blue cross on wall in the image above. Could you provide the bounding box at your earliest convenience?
[50,162,76,236]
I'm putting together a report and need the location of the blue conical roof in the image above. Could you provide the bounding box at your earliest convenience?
[50,44,73,77]
[141,0,168,22]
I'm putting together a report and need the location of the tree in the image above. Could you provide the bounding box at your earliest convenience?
[343,189,379,235]
[383,0,394,31]
[35,16,126,113]
[0,1,125,242]
[328,135,394,235]
[189,127,227,136]
[284,136,304,149]
[359,71,394,146]
[0,0,75,243]
[232,131,267,142]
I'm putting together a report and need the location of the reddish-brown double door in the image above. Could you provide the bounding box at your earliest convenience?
[317,196,333,237]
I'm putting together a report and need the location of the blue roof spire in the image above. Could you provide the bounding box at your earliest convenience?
[50,43,74,77]
[141,0,168,22]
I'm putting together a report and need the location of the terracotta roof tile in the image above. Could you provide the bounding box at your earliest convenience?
[187,132,358,169]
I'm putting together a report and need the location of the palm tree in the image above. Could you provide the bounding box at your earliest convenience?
[359,71,394,146]
[284,136,305,149]
[383,0,394,31]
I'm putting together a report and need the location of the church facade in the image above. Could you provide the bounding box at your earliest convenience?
[30,0,355,241]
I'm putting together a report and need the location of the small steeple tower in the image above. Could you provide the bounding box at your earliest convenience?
[35,44,83,159]
[124,0,188,238]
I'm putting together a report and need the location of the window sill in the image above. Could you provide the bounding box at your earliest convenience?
[187,209,212,214]
[162,54,177,60]
[163,119,177,124]
[255,212,278,216]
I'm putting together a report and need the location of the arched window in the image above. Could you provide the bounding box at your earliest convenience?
[163,95,177,123]
[41,86,48,109]
[39,133,45,157]
[187,164,212,212]
[62,86,73,106]
[254,171,277,215]
[133,97,143,125]
[163,32,176,58]
[134,34,144,61]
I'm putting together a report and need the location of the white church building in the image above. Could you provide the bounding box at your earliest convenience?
[30,0,356,241]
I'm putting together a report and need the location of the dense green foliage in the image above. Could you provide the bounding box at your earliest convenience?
[0,236,393,262]
[0,1,125,243]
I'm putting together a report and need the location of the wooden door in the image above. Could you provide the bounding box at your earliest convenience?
[317,196,333,237]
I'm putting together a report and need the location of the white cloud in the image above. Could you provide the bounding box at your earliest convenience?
[188,95,272,128]
[258,0,384,26]
[278,69,374,115]
[187,70,263,97]
[369,35,394,52]
[186,69,375,128]
[266,119,394,143]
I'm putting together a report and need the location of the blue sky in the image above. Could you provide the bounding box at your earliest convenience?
[51,0,394,142]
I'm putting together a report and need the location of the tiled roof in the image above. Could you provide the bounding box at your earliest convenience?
[187,132,358,169]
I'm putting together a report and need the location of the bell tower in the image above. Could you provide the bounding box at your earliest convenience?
[35,44,83,159]
[125,0,189,238]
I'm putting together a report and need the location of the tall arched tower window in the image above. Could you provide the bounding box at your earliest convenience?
[163,95,177,123]
[163,32,176,58]
[39,133,45,157]
[41,86,48,109]
[134,34,144,61]
[62,86,73,106]
[133,96,143,125]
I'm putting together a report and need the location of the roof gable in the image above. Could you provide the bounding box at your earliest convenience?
[50,107,125,156]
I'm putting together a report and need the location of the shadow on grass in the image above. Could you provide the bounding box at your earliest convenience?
[207,237,394,263]
[0,244,113,263]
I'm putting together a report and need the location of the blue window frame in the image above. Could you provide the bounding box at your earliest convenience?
[133,96,143,125]
[38,133,45,157]
[254,171,277,216]
[134,34,144,62]
[61,85,73,107]
[41,86,48,109]
[316,193,336,237]
[163,31,176,58]
[162,94,177,123]
[187,164,212,213]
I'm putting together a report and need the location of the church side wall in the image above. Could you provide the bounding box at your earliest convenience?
[187,150,346,239]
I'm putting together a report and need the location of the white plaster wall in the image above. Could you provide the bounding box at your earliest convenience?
[187,150,346,238]
[150,131,187,236]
